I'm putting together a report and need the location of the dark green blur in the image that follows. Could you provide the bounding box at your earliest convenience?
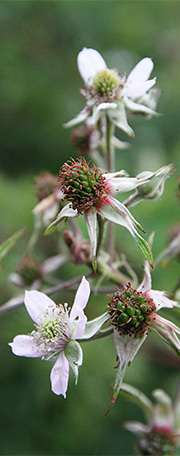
[1,1,180,455]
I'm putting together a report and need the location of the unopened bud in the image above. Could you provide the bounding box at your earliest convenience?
[63,230,91,266]
[16,257,42,285]
[137,164,174,200]
[34,172,58,202]
[71,126,100,154]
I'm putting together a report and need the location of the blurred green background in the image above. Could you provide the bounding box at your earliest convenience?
[1,1,180,455]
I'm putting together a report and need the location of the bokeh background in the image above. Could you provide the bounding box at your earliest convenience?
[1,1,180,455]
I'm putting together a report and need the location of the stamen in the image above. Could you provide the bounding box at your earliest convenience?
[31,305,71,354]
[93,69,121,96]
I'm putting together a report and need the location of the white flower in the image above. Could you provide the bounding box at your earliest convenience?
[64,48,158,137]
[9,277,91,397]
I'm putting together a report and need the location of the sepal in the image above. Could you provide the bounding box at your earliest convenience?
[64,340,83,384]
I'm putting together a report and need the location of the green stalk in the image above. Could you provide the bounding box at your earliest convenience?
[105,114,115,259]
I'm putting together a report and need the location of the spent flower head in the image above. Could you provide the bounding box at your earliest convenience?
[64,48,159,137]
[106,257,180,412]
[44,157,161,271]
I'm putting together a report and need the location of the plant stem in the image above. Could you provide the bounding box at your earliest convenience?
[104,114,115,259]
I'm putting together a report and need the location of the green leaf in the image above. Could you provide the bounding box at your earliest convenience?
[0,227,27,263]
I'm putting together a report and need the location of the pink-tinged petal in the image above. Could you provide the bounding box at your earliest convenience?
[77,48,106,84]
[72,307,87,340]
[24,290,56,323]
[50,351,69,397]
[70,276,90,322]
[123,79,156,99]
[138,259,152,293]
[127,58,154,84]
[9,335,45,358]
[147,289,177,311]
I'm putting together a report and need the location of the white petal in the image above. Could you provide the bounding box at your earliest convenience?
[147,289,178,311]
[77,48,106,84]
[50,351,69,397]
[123,95,158,114]
[127,58,154,84]
[63,107,90,129]
[24,290,56,323]
[123,79,156,99]
[70,276,90,321]
[9,334,45,358]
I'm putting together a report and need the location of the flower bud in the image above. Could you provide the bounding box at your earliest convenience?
[137,164,174,200]
[71,126,100,155]
[34,172,58,202]
[16,257,42,285]
[64,230,91,266]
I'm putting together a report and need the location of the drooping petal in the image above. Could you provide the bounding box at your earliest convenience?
[82,312,110,339]
[85,208,98,272]
[24,290,56,323]
[77,48,107,84]
[44,204,78,236]
[65,340,83,384]
[50,351,69,397]
[123,96,158,115]
[127,58,154,84]
[63,107,90,129]
[9,334,45,358]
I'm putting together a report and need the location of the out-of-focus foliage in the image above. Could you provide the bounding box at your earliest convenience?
[1,1,180,455]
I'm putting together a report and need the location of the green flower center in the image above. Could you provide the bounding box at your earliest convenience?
[92,69,120,96]
[31,305,71,355]
[59,157,106,213]
[108,283,156,335]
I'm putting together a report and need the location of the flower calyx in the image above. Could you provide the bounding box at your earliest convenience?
[108,283,156,336]
[59,157,106,213]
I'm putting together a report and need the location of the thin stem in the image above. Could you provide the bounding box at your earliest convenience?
[104,114,115,259]
[0,273,93,315]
